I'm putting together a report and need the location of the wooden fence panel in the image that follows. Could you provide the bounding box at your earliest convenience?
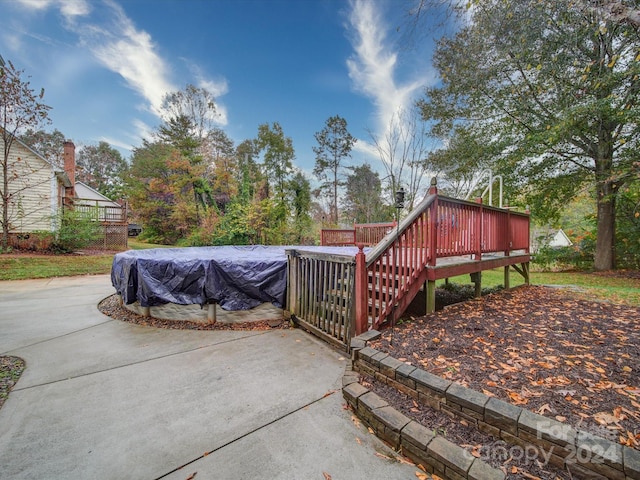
[285,249,356,350]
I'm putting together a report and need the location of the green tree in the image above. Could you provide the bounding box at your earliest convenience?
[0,60,51,250]
[235,139,262,203]
[158,84,220,223]
[202,128,236,212]
[343,163,391,224]
[417,0,640,270]
[313,115,357,225]
[126,141,193,244]
[76,141,128,199]
[255,122,295,224]
[289,171,313,244]
[19,128,65,168]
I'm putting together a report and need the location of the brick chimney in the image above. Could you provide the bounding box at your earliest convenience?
[63,140,76,202]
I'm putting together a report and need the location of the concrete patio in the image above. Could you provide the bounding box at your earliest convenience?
[0,275,418,479]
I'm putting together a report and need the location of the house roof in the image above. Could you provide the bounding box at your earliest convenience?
[75,181,120,206]
[1,126,72,186]
[548,229,573,247]
[55,171,73,187]
[1,126,54,167]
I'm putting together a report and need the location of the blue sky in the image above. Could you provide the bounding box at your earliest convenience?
[1,0,439,181]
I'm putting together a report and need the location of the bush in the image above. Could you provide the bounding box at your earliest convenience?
[51,209,103,253]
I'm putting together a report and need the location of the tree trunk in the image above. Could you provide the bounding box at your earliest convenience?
[594,181,616,271]
[2,151,8,251]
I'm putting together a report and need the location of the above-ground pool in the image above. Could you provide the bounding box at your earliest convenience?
[111,245,362,314]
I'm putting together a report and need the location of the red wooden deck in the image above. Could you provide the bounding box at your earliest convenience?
[351,181,531,334]
[290,179,531,346]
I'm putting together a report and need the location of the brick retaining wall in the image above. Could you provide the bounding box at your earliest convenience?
[346,333,640,480]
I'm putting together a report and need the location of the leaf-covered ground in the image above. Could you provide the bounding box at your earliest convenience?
[0,356,25,410]
[370,285,640,451]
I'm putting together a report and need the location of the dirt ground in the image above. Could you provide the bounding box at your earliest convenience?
[365,284,639,478]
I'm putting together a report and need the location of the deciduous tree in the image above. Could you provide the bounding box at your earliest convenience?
[255,122,295,224]
[289,171,313,244]
[343,163,391,224]
[417,0,640,270]
[76,141,127,199]
[19,128,65,168]
[369,107,432,212]
[0,60,51,250]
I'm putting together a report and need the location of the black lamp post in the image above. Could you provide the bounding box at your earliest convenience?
[395,187,405,210]
[390,186,405,345]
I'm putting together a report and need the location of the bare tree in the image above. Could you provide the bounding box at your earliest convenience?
[1,60,51,250]
[368,106,434,212]
[161,84,219,142]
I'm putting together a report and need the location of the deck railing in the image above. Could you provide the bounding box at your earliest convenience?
[321,222,396,247]
[355,181,530,333]
[73,199,127,223]
[289,180,530,343]
[320,229,355,246]
[65,199,128,250]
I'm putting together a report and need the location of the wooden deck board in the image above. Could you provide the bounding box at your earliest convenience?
[427,252,530,280]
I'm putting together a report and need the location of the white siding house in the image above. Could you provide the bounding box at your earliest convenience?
[0,133,68,237]
[2,134,127,249]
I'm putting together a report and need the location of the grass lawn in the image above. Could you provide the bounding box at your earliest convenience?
[439,268,640,306]
[1,244,637,307]
[0,254,115,280]
[0,239,173,281]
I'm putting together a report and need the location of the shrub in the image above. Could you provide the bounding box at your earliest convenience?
[51,209,103,253]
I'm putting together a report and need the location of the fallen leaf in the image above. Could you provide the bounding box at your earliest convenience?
[184,473,197,480]
[521,472,542,480]
[537,403,553,415]
[594,411,619,426]
[507,391,528,405]
[415,473,429,480]
[322,472,332,480]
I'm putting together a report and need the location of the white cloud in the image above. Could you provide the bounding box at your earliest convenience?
[132,119,154,144]
[16,0,90,19]
[58,0,90,18]
[70,1,175,117]
[345,0,433,133]
[352,138,379,160]
[99,135,133,153]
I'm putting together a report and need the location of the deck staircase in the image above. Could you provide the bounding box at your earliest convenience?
[287,179,531,351]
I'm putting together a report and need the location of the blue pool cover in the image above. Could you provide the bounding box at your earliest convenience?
[111,245,363,310]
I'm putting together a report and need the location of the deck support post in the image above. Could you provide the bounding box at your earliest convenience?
[470,271,482,297]
[425,280,436,314]
[512,262,530,285]
[354,244,368,335]
[504,266,510,290]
